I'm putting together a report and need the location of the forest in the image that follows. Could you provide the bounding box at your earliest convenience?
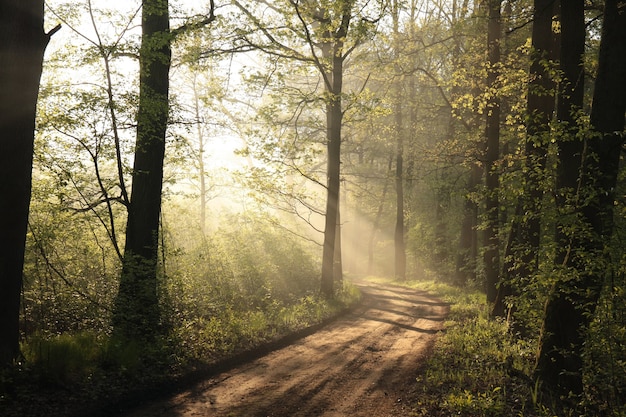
[1,0,625,416]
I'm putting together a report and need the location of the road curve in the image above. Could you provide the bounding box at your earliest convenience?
[121,281,448,417]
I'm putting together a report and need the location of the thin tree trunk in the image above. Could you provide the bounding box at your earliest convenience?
[192,74,207,233]
[0,1,58,366]
[484,0,501,305]
[456,164,480,285]
[333,205,343,284]
[392,0,406,281]
[492,0,556,318]
[113,0,171,340]
[320,67,343,297]
[368,172,391,275]
[394,97,406,281]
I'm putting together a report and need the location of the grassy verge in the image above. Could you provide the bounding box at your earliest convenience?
[171,282,361,365]
[0,282,361,417]
[365,276,555,417]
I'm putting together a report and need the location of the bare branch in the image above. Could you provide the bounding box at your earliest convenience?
[171,0,217,39]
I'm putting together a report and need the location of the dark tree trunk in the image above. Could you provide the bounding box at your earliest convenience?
[113,0,171,340]
[320,55,344,297]
[391,0,406,281]
[333,205,343,284]
[0,1,57,366]
[455,164,480,285]
[320,5,352,297]
[368,169,391,275]
[320,60,343,295]
[394,93,406,281]
[553,0,585,255]
[492,0,556,318]
[536,0,626,398]
[484,0,501,305]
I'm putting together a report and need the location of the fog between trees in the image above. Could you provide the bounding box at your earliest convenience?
[1,0,625,414]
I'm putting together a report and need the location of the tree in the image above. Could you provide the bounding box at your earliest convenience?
[231,0,380,297]
[112,1,216,340]
[492,0,557,318]
[553,0,585,261]
[317,0,351,296]
[536,0,626,397]
[113,0,172,340]
[391,0,406,281]
[0,1,60,366]
[484,0,501,305]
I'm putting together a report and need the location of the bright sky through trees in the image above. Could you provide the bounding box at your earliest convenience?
[4,2,626,415]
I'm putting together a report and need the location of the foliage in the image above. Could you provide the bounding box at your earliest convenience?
[4,0,625,415]
[374,274,626,417]
[5,209,361,415]
[374,277,554,417]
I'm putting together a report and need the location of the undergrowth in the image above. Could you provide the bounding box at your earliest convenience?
[0,282,360,417]
[173,283,361,364]
[367,277,554,417]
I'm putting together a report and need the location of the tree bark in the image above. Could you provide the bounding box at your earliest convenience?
[0,1,57,366]
[320,67,343,297]
[492,0,557,318]
[391,0,406,281]
[192,73,208,234]
[455,163,480,285]
[333,204,343,284]
[484,0,501,305]
[113,0,171,340]
[320,3,352,297]
[553,0,584,254]
[394,87,406,281]
[536,0,626,397]
[368,168,391,275]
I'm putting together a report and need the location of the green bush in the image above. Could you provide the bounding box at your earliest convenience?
[21,332,103,383]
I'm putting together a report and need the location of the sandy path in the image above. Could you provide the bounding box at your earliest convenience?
[120,281,448,417]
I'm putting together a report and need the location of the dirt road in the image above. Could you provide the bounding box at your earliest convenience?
[121,281,448,417]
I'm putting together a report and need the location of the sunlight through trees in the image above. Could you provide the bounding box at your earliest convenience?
[2,1,626,415]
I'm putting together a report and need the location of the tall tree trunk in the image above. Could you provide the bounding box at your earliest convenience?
[0,1,58,366]
[321,97,341,296]
[368,170,391,275]
[392,0,406,281]
[484,0,501,305]
[113,0,171,340]
[452,2,479,287]
[492,0,556,317]
[192,73,208,234]
[391,0,406,281]
[394,91,406,281]
[455,163,480,285]
[320,54,344,297]
[553,0,584,267]
[333,204,343,284]
[320,4,352,297]
[536,0,626,398]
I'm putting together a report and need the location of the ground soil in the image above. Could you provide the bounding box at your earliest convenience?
[119,281,449,417]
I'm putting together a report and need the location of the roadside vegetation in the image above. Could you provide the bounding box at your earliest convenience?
[369,276,626,417]
[0,215,361,417]
[2,3,626,417]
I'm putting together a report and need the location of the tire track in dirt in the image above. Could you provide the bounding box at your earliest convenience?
[120,281,449,417]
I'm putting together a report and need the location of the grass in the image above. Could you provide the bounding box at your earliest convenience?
[1,282,361,417]
[174,281,361,363]
[365,276,554,417]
